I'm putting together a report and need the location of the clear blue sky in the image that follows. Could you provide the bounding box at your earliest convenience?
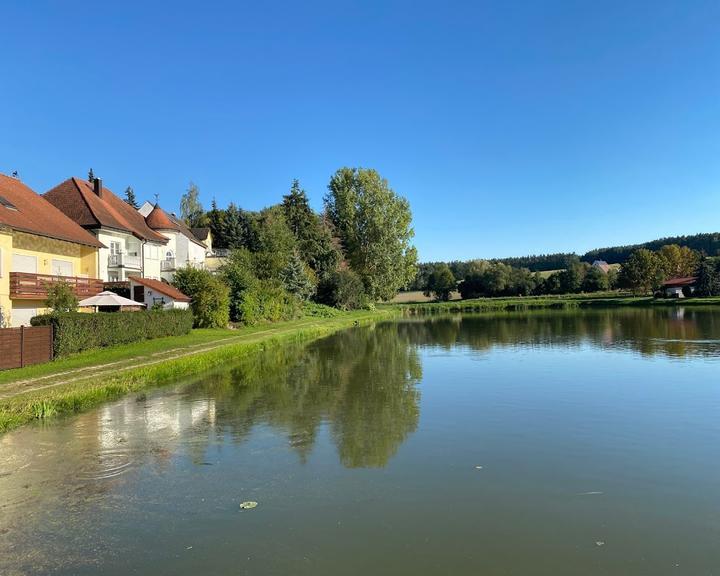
[2,1,719,262]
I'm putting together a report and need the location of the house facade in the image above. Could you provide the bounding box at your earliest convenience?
[129,276,190,309]
[0,174,104,326]
[143,204,207,282]
[45,178,168,282]
[662,277,697,298]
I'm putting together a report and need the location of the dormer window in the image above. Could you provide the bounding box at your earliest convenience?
[0,195,18,211]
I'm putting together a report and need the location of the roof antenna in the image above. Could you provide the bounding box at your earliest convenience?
[154,193,160,206]
[11,171,18,179]
[88,168,95,182]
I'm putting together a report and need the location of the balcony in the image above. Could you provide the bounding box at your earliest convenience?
[10,273,104,300]
[108,254,141,269]
[161,258,176,271]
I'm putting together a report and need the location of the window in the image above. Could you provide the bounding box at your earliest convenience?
[0,195,18,211]
[110,241,121,255]
[12,253,37,273]
[51,259,73,277]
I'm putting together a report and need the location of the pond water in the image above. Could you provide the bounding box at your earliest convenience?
[2,308,720,575]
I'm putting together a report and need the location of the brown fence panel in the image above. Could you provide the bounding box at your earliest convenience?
[22,325,53,366]
[0,328,22,370]
[0,326,53,370]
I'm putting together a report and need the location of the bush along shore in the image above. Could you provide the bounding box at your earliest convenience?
[0,309,396,435]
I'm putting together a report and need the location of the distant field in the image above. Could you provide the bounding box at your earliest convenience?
[537,263,620,278]
[392,290,462,303]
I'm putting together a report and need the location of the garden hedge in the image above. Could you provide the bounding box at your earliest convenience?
[31,309,194,357]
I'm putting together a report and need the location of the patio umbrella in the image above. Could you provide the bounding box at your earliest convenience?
[78,291,142,310]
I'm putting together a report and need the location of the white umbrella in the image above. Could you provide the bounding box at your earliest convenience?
[78,291,142,309]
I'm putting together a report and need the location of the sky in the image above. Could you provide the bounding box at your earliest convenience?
[2,1,719,262]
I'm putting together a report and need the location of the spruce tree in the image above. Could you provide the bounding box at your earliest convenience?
[124,186,139,209]
[280,252,315,300]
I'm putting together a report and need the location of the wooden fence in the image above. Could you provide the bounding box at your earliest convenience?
[0,325,53,370]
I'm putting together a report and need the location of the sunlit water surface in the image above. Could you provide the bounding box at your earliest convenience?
[2,308,720,575]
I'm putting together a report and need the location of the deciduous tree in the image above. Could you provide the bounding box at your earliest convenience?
[325,168,417,301]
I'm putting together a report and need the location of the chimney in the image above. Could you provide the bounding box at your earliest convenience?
[94,177,103,198]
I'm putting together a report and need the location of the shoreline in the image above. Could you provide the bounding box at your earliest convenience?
[3,294,719,435]
[387,294,720,314]
[0,309,397,435]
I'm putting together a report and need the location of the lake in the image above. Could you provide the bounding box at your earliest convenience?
[2,308,720,575]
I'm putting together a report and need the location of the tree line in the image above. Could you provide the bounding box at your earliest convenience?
[411,232,720,281]
[422,243,720,301]
[170,168,418,327]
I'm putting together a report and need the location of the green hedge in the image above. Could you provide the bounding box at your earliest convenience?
[31,310,194,358]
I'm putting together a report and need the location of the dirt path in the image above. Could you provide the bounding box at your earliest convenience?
[0,321,323,401]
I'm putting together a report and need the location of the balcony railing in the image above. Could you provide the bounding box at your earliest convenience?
[161,258,176,271]
[108,254,141,269]
[10,272,104,300]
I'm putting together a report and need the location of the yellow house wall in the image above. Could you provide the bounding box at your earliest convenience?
[0,231,100,326]
[0,231,12,326]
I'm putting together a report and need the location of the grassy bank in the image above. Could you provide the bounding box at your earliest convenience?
[0,309,396,434]
[388,293,720,314]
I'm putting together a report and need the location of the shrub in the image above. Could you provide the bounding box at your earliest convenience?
[302,301,342,318]
[316,269,368,310]
[45,280,79,313]
[172,267,230,328]
[31,309,193,357]
[238,280,302,325]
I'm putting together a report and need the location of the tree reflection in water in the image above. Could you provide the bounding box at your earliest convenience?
[188,322,423,468]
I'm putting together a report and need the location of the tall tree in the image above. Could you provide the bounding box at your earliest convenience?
[180,181,205,227]
[619,249,663,294]
[207,198,227,248]
[124,186,139,209]
[657,244,700,278]
[695,259,720,297]
[221,203,255,250]
[282,179,340,277]
[325,167,417,301]
[424,264,456,301]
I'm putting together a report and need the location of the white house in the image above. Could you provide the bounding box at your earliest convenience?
[143,204,207,282]
[45,178,168,282]
[129,276,190,309]
[662,277,697,298]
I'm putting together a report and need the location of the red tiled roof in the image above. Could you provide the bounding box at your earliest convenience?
[0,174,104,247]
[44,178,168,244]
[130,276,191,302]
[146,204,183,231]
[662,277,697,288]
[145,205,207,248]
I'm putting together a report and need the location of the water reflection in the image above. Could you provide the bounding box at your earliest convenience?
[192,322,423,467]
[2,308,720,575]
[397,307,720,358]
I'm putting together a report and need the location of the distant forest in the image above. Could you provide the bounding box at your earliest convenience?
[409,232,720,290]
[581,233,720,265]
[491,232,720,271]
